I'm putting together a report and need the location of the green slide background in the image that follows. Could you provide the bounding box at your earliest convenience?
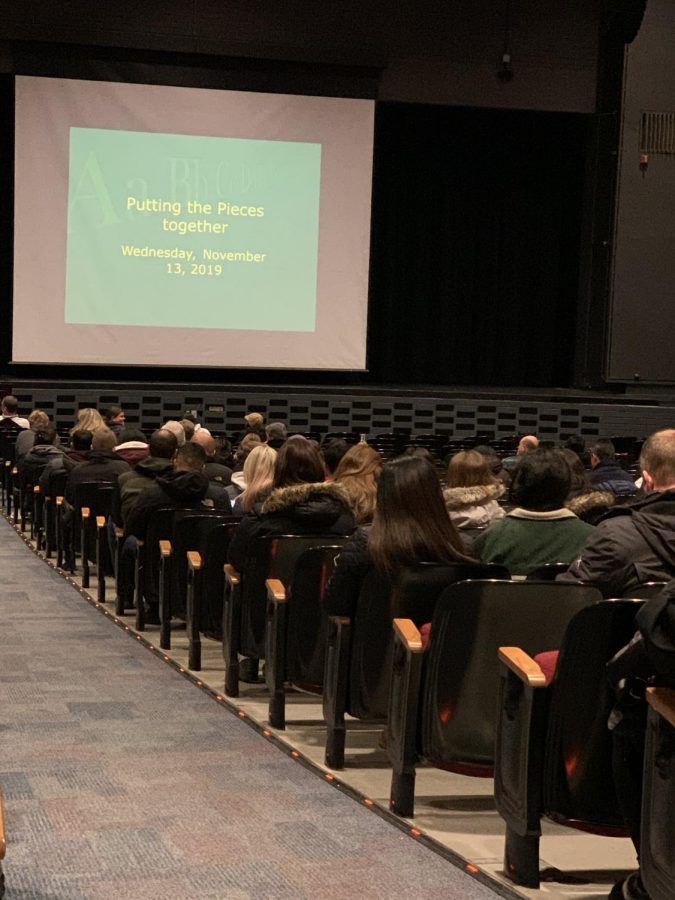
[65,127,321,331]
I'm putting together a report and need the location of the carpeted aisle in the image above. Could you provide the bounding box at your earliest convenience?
[0,517,508,900]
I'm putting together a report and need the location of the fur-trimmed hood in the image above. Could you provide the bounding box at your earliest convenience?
[443,482,503,511]
[262,480,351,519]
[566,488,614,525]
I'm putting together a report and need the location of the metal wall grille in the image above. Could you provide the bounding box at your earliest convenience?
[639,111,675,153]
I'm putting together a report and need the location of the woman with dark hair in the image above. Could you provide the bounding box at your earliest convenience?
[324,455,473,618]
[443,450,505,535]
[334,443,382,525]
[227,436,355,571]
[560,447,614,525]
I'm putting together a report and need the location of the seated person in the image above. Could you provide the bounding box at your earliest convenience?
[227,436,354,572]
[333,443,383,525]
[589,438,638,498]
[18,424,64,484]
[0,394,30,431]
[38,429,92,493]
[324,454,474,619]
[502,433,539,472]
[118,429,177,526]
[322,438,349,482]
[102,404,126,436]
[443,449,505,536]
[474,449,593,576]
[265,421,288,448]
[113,427,149,467]
[65,427,131,504]
[474,444,511,490]
[15,410,52,460]
[232,444,277,516]
[560,447,614,525]
[191,429,233,487]
[243,411,266,440]
[227,433,262,501]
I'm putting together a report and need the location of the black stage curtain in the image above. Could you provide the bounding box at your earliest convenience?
[367,104,587,388]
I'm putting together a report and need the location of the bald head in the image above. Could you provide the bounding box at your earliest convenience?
[640,429,675,492]
[191,428,216,457]
[517,435,539,455]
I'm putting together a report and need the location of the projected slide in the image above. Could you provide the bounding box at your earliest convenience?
[66,128,321,331]
[13,76,374,369]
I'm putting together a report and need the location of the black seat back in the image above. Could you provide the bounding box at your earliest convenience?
[285,544,348,687]
[543,599,644,828]
[421,580,603,768]
[142,507,192,605]
[201,520,241,637]
[526,563,570,581]
[348,563,510,721]
[239,534,351,659]
[73,482,117,562]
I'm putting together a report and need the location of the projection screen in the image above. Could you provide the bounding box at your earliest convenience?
[13,76,374,369]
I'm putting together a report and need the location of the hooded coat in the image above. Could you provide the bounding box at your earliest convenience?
[443,483,505,531]
[227,481,355,571]
[559,489,675,597]
[125,469,229,540]
[118,456,174,525]
[65,450,131,504]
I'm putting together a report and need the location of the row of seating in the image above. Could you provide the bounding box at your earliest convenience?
[4,469,674,897]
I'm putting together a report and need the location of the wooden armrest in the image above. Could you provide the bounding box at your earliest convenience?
[187,551,202,571]
[266,578,287,603]
[4,459,10,467]
[159,539,172,558]
[393,618,424,652]
[115,526,125,539]
[33,485,41,494]
[11,467,17,475]
[81,507,90,519]
[224,563,241,585]
[56,496,63,506]
[499,647,548,687]
[646,686,675,729]
[0,786,5,860]
[96,516,105,528]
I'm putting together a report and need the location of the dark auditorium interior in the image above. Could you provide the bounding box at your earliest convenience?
[1,1,675,899]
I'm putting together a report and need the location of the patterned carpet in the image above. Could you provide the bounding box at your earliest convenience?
[0,516,508,900]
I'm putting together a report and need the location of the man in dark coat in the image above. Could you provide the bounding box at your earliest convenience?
[118,428,177,525]
[65,427,131,504]
[559,429,675,596]
[588,438,638,498]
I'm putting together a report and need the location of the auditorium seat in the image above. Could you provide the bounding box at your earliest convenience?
[641,687,675,900]
[323,563,509,770]
[525,562,570,581]
[494,598,643,888]
[223,534,351,697]
[388,580,602,818]
[265,543,346,728]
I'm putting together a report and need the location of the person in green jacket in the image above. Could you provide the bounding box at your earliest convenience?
[474,449,594,577]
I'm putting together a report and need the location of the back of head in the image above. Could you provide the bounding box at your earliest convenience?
[322,438,349,476]
[511,449,571,511]
[117,427,146,445]
[369,455,468,573]
[235,432,262,466]
[71,429,93,452]
[244,411,265,431]
[240,444,277,512]
[29,410,50,431]
[102,404,123,423]
[91,427,117,453]
[640,428,675,491]
[191,428,216,456]
[446,449,495,488]
[591,439,616,463]
[334,443,382,482]
[179,419,196,442]
[474,444,502,475]
[34,425,57,447]
[564,434,586,457]
[175,441,207,472]
[265,422,287,443]
[162,420,186,447]
[149,428,178,460]
[72,408,104,435]
[274,435,325,488]
[2,395,19,416]
[517,434,539,455]
[559,447,590,494]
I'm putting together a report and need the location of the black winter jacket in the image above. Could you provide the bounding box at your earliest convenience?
[227,481,355,571]
[125,469,229,540]
[559,489,675,597]
[65,451,131,504]
[589,459,638,498]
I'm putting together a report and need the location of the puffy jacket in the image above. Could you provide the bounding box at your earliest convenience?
[118,456,174,525]
[443,483,505,531]
[227,481,355,571]
[125,469,229,540]
[589,460,638,498]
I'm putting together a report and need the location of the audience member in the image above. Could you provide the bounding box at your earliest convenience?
[179,418,196,442]
[322,438,349,481]
[232,444,277,515]
[502,434,539,473]
[162,420,186,447]
[102,405,126,436]
[333,443,383,525]
[243,411,266,439]
[0,395,29,431]
[560,447,614,525]
[265,421,288,447]
[443,450,505,537]
[324,455,473,618]
[113,427,149,467]
[559,429,675,596]
[191,429,233,486]
[474,444,511,489]
[213,436,234,469]
[18,425,64,483]
[563,433,588,464]
[38,429,92,492]
[15,410,51,460]
[229,433,263,499]
[117,429,177,525]
[65,427,131,503]
[227,436,354,572]
[475,449,593,576]
[588,439,638,498]
[70,408,104,435]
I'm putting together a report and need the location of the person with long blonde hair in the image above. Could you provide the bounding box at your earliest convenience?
[334,443,382,524]
[233,444,277,515]
[70,407,104,436]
